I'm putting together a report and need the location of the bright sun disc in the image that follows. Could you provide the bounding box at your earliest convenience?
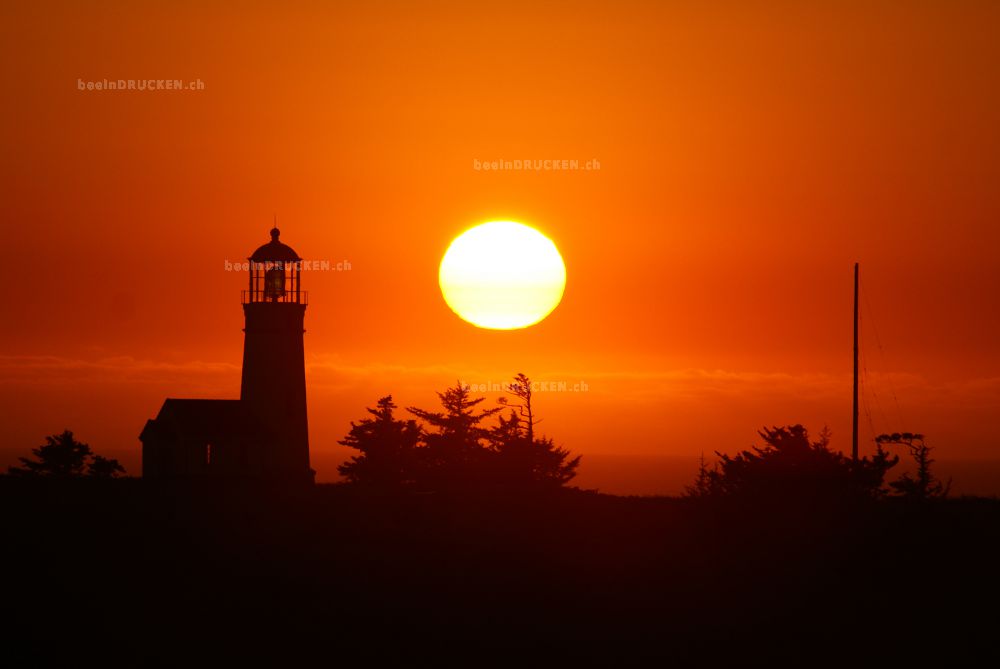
[439,221,566,330]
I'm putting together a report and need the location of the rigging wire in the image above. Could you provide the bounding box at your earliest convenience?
[860,277,907,431]
[858,326,880,448]
[859,306,893,437]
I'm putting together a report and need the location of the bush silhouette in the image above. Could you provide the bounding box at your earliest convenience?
[689,424,897,503]
[87,455,126,479]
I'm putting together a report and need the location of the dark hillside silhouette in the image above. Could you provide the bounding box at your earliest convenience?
[2,474,998,664]
[0,399,992,664]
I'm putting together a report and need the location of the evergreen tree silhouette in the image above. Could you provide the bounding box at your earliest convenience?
[338,396,421,488]
[684,452,714,498]
[490,374,580,488]
[497,372,540,443]
[407,383,501,488]
[7,430,125,478]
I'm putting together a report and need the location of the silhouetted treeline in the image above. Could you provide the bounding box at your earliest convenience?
[338,374,580,491]
[6,429,125,478]
[686,423,949,505]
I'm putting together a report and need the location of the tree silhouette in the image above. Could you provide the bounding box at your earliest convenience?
[695,424,897,502]
[497,372,540,444]
[340,377,581,490]
[408,383,502,488]
[87,455,126,479]
[7,430,126,478]
[491,374,580,488]
[338,396,421,488]
[876,432,950,501]
[684,452,714,498]
[489,410,581,488]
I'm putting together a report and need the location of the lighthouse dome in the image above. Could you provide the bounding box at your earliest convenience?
[250,227,301,262]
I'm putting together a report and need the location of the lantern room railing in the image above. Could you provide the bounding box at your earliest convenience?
[241,289,308,305]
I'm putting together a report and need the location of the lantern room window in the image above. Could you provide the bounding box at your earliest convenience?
[264,265,286,300]
[241,227,307,305]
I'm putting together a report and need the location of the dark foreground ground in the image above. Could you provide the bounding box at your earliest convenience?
[3,478,999,665]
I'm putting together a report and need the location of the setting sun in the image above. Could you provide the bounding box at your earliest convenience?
[439,221,567,330]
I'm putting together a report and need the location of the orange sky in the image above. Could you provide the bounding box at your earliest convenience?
[2,1,999,494]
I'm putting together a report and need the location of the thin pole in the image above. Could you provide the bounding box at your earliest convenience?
[852,262,859,463]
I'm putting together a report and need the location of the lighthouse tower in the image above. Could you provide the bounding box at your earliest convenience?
[139,227,314,485]
[240,227,313,483]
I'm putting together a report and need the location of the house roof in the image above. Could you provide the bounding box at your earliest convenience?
[140,399,269,444]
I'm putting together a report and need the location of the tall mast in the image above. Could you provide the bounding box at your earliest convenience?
[852,262,859,463]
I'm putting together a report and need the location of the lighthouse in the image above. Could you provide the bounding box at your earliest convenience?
[139,227,315,485]
[240,227,312,481]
